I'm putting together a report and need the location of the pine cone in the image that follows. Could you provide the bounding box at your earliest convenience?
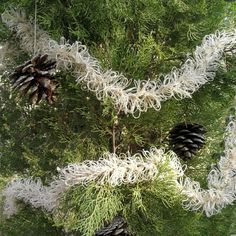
[169,123,206,160]
[95,216,130,236]
[10,54,59,104]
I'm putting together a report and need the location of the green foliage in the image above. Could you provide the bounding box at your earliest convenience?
[123,167,183,235]
[0,71,109,178]
[53,158,182,236]
[0,205,63,236]
[54,184,123,236]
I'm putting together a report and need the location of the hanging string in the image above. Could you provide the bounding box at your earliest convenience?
[33,0,37,55]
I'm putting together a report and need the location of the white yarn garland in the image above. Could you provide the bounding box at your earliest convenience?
[3,120,236,218]
[2,9,236,219]
[2,9,236,117]
[180,120,236,217]
[3,148,183,217]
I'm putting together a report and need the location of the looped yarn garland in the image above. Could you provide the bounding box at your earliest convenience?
[3,148,183,217]
[3,120,236,218]
[2,9,236,117]
[2,9,236,219]
[181,120,236,217]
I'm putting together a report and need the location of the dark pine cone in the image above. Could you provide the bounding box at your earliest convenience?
[95,216,130,236]
[10,54,59,104]
[169,123,206,160]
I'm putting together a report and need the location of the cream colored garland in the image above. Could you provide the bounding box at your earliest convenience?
[2,9,236,117]
[3,120,236,218]
[3,148,183,217]
[2,9,236,218]
[181,120,236,217]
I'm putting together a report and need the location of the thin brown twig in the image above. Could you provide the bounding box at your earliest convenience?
[111,110,121,154]
[112,122,117,153]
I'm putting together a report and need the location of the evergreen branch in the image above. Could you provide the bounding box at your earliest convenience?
[2,9,236,117]
[2,148,183,218]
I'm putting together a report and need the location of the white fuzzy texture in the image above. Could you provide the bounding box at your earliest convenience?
[0,44,8,68]
[180,120,236,217]
[3,178,67,217]
[2,9,236,117]
[3,148,182,217]
[1,9,51,55]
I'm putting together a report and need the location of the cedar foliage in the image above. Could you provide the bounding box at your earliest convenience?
[0,0,236,235]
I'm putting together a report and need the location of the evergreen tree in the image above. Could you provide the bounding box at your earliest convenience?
[0,0,236,235]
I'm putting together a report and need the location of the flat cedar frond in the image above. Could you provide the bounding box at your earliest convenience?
[54,184,123,236]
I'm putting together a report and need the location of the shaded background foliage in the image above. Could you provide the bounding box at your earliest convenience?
[0,0,236,235]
